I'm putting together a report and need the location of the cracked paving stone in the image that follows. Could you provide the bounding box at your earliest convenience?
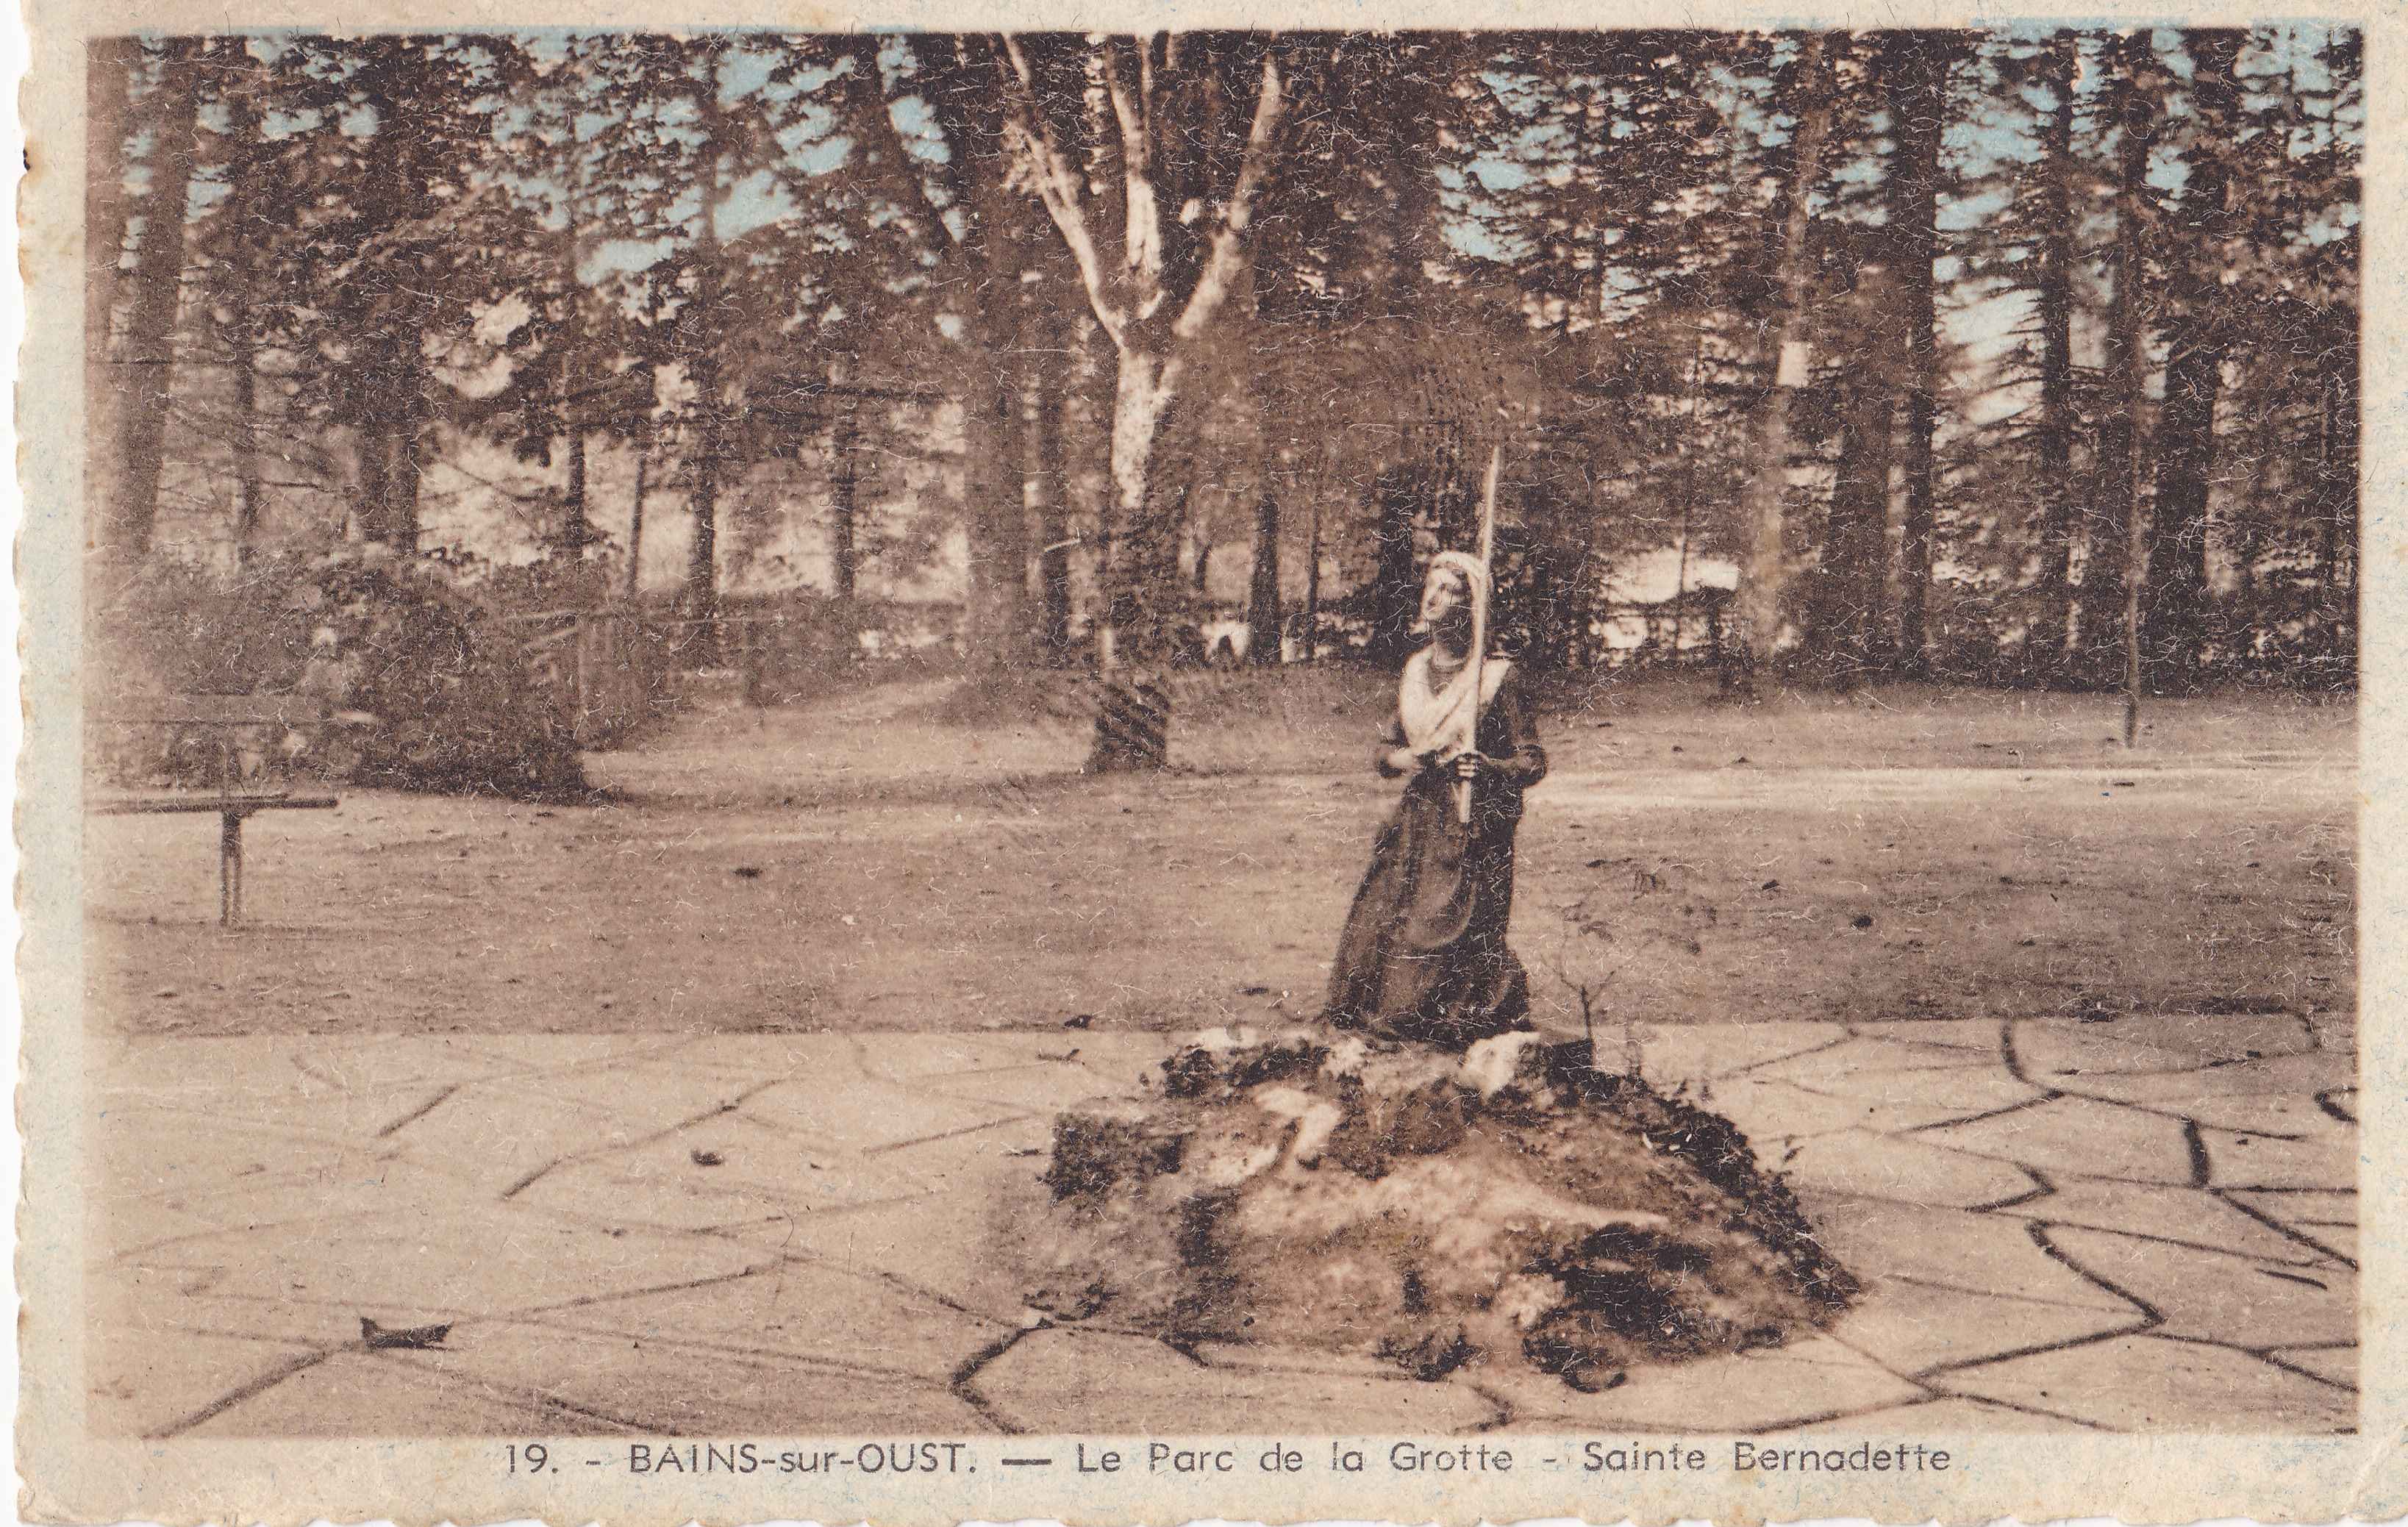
[971,1328,1496,1434]
[1762,1036,2022,1092]
[86,1324,322,1438]
[1830,1279,2139,1376]
[1191,1342,1430,1383]
[398,1318,993,1434]
[415,1033,696,1076]
[2043,1226,2357,1348]
[2268,1344,2356,1389]
[2051,1049,2351,1108]
[107,1205,768,1345]
[1743,1048,2048,1116]
[1626,1024,1851,1090]
[2051,1085,2349,1142]
[180,1348,637,1437]
[100,1035,517,1101]
[1796,1395,2107,1431]
[505,1058,771,1140]
[2283,1223,2357,1265]
[768,1182,1035,1323]
[1940,1332,2355,1431]
[870,1061,1135,1117]
[2011,1016,2308,1081]
[2199,1125,2358,1192]
[531,1260,1006,1381]
[1923,1096,2199,1185]
[2087,1012,2319,1065]
[849,1031,1175,1087]
[512,1154,830,1236]
[740,1073,1036,1155]
[1810,1201,2132,1312]
[1478,1334,1925,1434]
[1782,1131,2037,1209]
[1995,1181,2334,1265]
[2225,1187,2356,1226]
[1845,1019,2002,1054]
[99,1265,474,1354]
[1694,1077,1904,1143]
[399,1086,692,1197]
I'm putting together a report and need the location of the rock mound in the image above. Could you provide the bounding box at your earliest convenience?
[1010,1029,1855,1390]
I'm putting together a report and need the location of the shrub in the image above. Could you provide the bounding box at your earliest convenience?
[89,548,587,799]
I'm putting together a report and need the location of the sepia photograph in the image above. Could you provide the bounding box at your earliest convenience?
[62,18,2362,1459]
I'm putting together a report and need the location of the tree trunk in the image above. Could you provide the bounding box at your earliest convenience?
[2034,29,2079,679]
[962,294,1032,669]
[1368,466,1422,666]
[2109,32,2157,745]
[1304,497,1322,663]
[1033,321,1073,664]
[685,351,724,663]
[1101,344,1182,669]
[2315,362,2357,665]
[1733,32,1836,690]
[386,385,426,552]
[231,325,262,562]
[1889,35,1955,680]
[563,425,590,555]
[624,431,650,604]
[682,42,733,664]
[1246,490,1282,664]
[85,37,140,542]
[352,415,389,543]
[1816,369,1895,684]
[829,407,860,602]
[113,37,206,557]
[2140,31,2241,691]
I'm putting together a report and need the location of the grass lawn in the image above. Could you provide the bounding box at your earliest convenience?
[85,671,2355,1039]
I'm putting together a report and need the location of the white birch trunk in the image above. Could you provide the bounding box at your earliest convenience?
[1100,345,1181,670]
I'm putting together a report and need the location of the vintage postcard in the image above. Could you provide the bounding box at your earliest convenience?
[15,0,2404,1521]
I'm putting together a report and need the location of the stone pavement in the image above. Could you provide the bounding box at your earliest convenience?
[90,1012,2357,1437]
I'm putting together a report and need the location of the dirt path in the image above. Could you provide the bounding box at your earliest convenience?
[85,716,2354,1040]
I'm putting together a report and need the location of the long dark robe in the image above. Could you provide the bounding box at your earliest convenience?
[1324,655,1548,1049]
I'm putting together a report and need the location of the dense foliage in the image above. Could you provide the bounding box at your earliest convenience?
[90,26,2359,698]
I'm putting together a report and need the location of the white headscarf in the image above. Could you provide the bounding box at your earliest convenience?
[1399,554,1507,756]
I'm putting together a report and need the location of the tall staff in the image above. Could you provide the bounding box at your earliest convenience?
[1457,446,1502,824]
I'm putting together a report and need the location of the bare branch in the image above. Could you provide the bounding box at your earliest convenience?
[999,34,1129,346]
[1173,46,1285,343]
[1101,38,1163,302]
[844,37,961,254]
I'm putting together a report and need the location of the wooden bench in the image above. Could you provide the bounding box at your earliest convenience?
[88,694,342,927]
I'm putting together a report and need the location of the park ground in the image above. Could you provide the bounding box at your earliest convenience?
[84,673,2359,1434]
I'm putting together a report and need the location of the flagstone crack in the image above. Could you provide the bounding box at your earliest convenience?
[1965,1164,2055,1213]
[2254,1349,2358,1395]
[1456,1380,1517,1434]
[1898,1092,2060,1136]
[2182,1119,2213,1185]
[2212,1187,2357,1269]
[503,1312,943,1386]
[515,1262,781,1319]
[1714,1032,1854,1081]
[948,1326,1035,1434]
[375,1084,460,1138]
[144,1348,340,1440]
[860,1112,1040,1156]
[378,1351,661,1434]
[2144,1331,2359,1395]
[2024,1222,2168,1322]
[499,1076,788,1200]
